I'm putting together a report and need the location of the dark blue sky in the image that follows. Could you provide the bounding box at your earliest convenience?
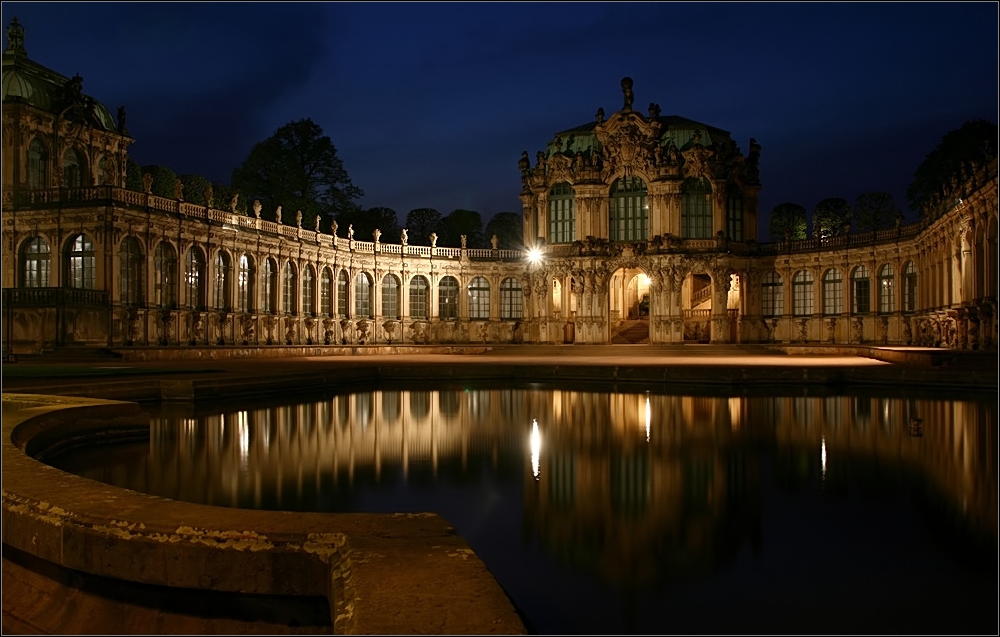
[4,2,997,229]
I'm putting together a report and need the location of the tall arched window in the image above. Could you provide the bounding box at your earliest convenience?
[548,182,575,243]
[302,265,316,316]
[822,268,842,315]
[262,258,277,313]
[761,272,783,317]
[283,261,298,315]
[337,270,349,318]
[320,268,333,316]
[67,234,95,289]
[354,272,372,318]
[62,148,84,188]
[878,264,895,313]
[726,183,743,241]
[184,247,205,310]
[903,261,917,312]
[382,274,400,319]
[213,251,231,311]
[609,177,648,241]
[408,275,429,320]
[439,276,459,320]
[20,237,50,288]
[119,237,143,306]
[851,265,871,314]
[154,242,177,308]
[28,138,47,189]
[681,177,713,238]
[468,276,490,320]
[500,277,523,319]
[238,254,255,313]
[792,270,814,316]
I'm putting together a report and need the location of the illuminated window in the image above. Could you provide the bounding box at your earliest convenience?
[761,271,783,317]
[261,258,277,314]
[154,242,177,308]
[28,138,47,189]
[610,177,648,241]
[903,261,917,312]
[381,274,400,319]
[354,272,372,318]
[878,264,895,314]
[119,237,143,306]
[681,177,712,239]
[184,247,205,310]
[337,270,349,318]
[822,268,842,315]
[408,275,429,320]
[21,237,50,288]
[548,182,575,243]
[320,268,333,316]
[726,183,743,241]
[283,261,297,315]
[237,254,254,313]
[302,265,316,316]
[500,277,522,319]
[852,265,871,314]
[213,251,231,311]
[468,276,490,320]
[67,234,95,290]
[792,269,814,316]
[438,276,458,320]
[62,148,84,188]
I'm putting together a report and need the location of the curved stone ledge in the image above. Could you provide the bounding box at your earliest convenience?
[1,394,526,635]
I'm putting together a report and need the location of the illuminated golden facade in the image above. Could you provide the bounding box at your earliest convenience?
[2,19,997,354]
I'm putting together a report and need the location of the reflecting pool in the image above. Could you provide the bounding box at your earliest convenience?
[48,384,997,635]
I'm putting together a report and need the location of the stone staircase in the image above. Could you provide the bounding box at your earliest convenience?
[611,320,649,344]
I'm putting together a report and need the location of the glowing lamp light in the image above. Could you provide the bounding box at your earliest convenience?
[639,273,650,286]
[527,247,543,265]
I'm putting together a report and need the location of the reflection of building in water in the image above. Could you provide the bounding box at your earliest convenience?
[89,390,995,556]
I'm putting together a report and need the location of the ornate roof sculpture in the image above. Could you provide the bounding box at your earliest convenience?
[2,17,120,132]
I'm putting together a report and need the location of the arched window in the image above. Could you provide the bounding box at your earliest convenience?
[500,277,523,319]
[238,254,255,313]
[154,242,177,308]
[67,234,95,289]
[681,177,713,239]
[548,182,575,243]
[184,247,205,310]
[439,275,459,320]
[903,261,917,312]
[283,261,298,315]
[119,237,143,306]
[761,272,783,317]
[609,177,648,241]
[726,183,743,241]
[302,265,316,316]
[213,251,231,311]
[468,276,490,320]
[262,258,277,314]
[354,272,372,318]
[792,270,814,316]
[320,268,333,316]
[337,270,349,318]
[20,237,50,288]
[62,148,84,188]
[382,274,400,319]
[408,275,429,320]
[28,138,47,189]
[851,265,871,314]
[878,264,895,313]
[822,268,842,315]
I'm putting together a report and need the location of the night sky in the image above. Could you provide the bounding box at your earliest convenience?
[3,2,997,232]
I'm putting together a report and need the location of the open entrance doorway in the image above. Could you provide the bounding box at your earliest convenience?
[609,267,649,344]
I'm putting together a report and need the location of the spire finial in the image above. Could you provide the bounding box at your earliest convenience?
[6,17,26,56]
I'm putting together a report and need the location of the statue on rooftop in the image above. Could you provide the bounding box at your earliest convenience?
[621,76,634,110]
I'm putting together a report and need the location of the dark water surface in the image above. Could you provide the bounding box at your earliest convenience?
[48,383,998,635]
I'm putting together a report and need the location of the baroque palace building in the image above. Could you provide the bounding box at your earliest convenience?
[2,18,997,356]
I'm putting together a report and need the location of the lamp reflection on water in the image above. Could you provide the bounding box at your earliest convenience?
[645,395,651,442]
[821,436,827,484]
[530,418,541,480]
